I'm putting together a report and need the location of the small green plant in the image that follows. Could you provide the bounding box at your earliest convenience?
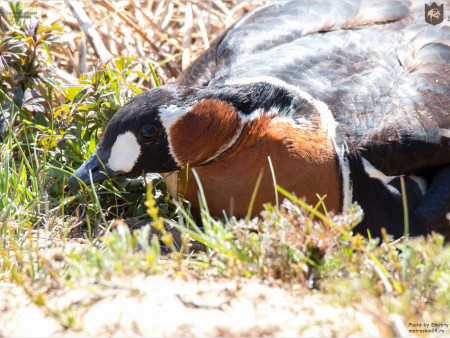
[0,4,61,135]
[0,1,173,288]
[66,222,161,281]
[167,171,362,284]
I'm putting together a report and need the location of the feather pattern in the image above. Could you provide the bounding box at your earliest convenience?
[199,0,450,178]
[182,0,450,237]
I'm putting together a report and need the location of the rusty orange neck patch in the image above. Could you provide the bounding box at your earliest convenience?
[169,99,244,166]
[178,117,340,220]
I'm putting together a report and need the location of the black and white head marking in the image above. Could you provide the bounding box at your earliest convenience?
[69,86,189,190]
[107,131,141,173]
[157,103,192,167]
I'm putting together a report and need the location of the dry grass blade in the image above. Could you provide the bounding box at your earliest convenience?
[77,38,87,75]
[129,1,179,46]
[0,7,13,31]
[99,0,180,77]
[193,4,210,48]
[23,0,254,86]
[64,0,112,64]
[181,2,193,70]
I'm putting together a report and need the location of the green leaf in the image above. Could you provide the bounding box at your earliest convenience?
[115,59,123,72]
[148,61,160,87]
[32,112,48,127]
[89,132,97,153]
[132,70,148,81]
[42,42,53,65]
[124,56,135,69]
[72,86,94,104]
[155,53,181,69]
[40,75,57,87]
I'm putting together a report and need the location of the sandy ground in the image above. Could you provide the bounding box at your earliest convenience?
[0,270,400,337]
[0,225,408,337]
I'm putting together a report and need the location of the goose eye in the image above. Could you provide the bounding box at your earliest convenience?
[139,125,158,142]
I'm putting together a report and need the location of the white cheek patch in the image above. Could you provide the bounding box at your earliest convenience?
[107,132,141,173]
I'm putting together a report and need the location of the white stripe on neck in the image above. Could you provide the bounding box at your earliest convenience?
[224,76,353,210]
[223,76,337,140]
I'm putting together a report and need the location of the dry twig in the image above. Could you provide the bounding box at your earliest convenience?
[64,0,113,64]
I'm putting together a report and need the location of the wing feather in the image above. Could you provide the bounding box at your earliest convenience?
[207,0,449,175]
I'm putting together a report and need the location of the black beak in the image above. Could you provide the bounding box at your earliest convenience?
[69,150,113,191]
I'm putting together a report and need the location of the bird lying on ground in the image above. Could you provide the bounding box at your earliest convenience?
[69,0,450,239]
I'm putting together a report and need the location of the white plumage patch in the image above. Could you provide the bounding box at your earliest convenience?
[107,132,140,173]
[336,141,353,211]
[238,107,264,122]
[224,76,337,140]
[159,105,188,130]
[362,158,400,196]
[158,104,190,167]
[440,128,450,139]
[409,175,427,196]
[362,158,428,197]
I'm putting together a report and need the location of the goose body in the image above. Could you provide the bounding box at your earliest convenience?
[70,0,450,238]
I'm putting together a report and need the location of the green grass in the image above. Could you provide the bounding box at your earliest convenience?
[0,1,449,333]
